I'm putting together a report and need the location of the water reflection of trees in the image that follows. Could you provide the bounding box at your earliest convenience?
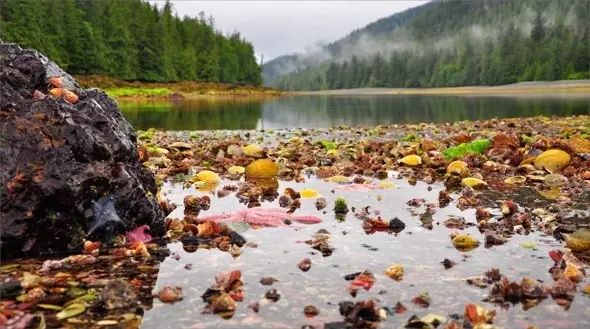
[121,96,590,130]
[261,95,590,129]
[120,99,263,130]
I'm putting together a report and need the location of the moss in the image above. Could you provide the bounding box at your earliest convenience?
[137,128,156,141]
[334,197,349,214]
[520,134,534,144]
[400,134,418,142]
[317,140,338,151]
[105,87,173,98]
[442,139,491,160]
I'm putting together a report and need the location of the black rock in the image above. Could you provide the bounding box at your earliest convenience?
[0,278,22,298]
[229,231,246,247]
[0,43,164,258]
[389,217,406,233]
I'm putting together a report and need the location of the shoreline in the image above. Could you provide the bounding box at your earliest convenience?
[74,75,284,102]
[291,79,590,97]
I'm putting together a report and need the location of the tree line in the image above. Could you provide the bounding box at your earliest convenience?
[0,0,262,85]
[273,1,589,90]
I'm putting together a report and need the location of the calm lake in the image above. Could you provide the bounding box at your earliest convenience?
[119,94,590,131]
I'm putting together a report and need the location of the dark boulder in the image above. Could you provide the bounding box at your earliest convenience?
[0,43,164,258]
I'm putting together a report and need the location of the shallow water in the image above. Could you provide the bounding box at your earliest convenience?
[119,95,590,130]
[142,173,590,328]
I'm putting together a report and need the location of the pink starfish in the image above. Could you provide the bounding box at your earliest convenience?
[126,225,152,244]
[198,208,322,227]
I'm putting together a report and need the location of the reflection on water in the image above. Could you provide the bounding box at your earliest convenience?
[119,95,590,131]
[141,176,590,329]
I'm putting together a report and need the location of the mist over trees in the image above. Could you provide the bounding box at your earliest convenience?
[0,0,262,85]
[267,0,589,90]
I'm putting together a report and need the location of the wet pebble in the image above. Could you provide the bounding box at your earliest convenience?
[303,305,319,317]
[265,289,281,302]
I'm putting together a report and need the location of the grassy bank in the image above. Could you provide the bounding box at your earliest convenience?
[75,75,283,101]
[294,80,590,96]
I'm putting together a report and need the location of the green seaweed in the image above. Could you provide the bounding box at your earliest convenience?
[137,128,156,141]
[442,139,491,160]
[520,134,534,145]
[317,140,338,151]
[105,87,172,98]
[400,134,418,142]
[334,197,349,214]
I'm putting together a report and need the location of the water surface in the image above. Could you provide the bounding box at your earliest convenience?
[119,95,590,131]
[141,175,590,328]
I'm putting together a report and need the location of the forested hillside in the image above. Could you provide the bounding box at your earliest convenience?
[265,0,589,90]
[0,0,262,85]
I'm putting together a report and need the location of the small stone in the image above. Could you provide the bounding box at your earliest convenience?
[298,258,312,272]
[265,289,281,302]
[304,305,319,317]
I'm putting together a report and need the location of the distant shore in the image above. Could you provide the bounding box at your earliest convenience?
[292,80,590,97]
[75,75,284,101]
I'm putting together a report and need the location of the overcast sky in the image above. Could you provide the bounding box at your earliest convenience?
[153,1,428,62]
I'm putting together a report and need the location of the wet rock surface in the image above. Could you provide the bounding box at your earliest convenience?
[0,43,164,258]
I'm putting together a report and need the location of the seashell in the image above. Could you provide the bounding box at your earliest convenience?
[227,144,242,156]
[461,177,487,188]
[242,144,264,157]
[377,180,397,189]
[526,174,545,182]
[384,264,404,281]
[49,88,64,98]
[300,188,320,199]
[193,170,221,186]
[196,221,222,237]
[212,293,236,314]
[451,233,479,251]
[500,200,517,216]
[304,305,320,317]
[464,303,495,325]
[158,286,183,303]
[563,229,590,252]
[245,159,278,179]
[326,149,338,157]
[398,154,422,166]
[504,176,526,185]
[327,175,350,183]
[62,89,78,104]
[48,77,63,88]
[166,218,184,232]
[83,241,101,255]
[447,160,468,176]
[534,149,571,173]
[49,88,78,104]
[563,264,584,283]
[544,173,568,188]
[228,166,245,175]
[182,223,199,235]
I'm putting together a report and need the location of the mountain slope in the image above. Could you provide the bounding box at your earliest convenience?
[1,0,261,85]
[264,0,589,90]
